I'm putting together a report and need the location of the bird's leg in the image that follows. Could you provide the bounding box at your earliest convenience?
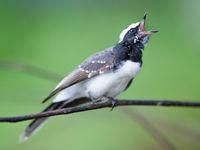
[107,97,118,111]
[88,92,105,103]
[88,92,117,110]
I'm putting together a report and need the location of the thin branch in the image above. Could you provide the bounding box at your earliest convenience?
[0,61,63,82]
[155,120,200,143]
[121,108,176,150]
[0,61,178,149]
[0,61,198,149]
[0,99,200,123]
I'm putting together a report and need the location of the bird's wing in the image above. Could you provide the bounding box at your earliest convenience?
[42,47,115,103]
[124,78,134,91]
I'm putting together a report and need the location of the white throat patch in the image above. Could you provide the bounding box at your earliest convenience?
[118,22,139,43]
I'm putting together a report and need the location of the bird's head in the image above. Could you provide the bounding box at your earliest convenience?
[118,14,158,46]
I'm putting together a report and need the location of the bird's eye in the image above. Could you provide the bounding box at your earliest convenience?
[129,28,135,34]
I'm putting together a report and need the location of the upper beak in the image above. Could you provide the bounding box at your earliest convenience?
[138,13,159,36]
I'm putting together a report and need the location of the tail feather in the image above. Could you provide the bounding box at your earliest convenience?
[20,117,48,143]
[19,98,91,143]
[19,102,64,143]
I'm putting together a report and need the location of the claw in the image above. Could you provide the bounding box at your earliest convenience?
[108,97,118,111]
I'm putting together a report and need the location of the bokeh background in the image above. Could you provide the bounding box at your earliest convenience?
[0,0,200,150]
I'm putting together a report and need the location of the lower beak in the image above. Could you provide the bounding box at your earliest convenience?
[145,30,159,35]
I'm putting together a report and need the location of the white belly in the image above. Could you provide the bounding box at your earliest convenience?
[53,61,141,103]
[85,61,141,99]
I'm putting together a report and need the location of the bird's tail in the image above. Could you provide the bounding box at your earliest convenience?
[19,98,90,143]
[19,102,64,143]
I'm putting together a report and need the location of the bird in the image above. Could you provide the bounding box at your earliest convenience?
[20,14,158,142]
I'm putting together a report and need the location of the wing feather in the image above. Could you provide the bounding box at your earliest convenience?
[42,47,115,103]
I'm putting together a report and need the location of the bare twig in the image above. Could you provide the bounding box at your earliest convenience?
[121,108,177,150]
[0,61,63,82]
[0,61,198,149]
[155,120,200,143]
[0,99,200,123]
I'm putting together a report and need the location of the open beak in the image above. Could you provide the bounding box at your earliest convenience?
[138,13,158,36]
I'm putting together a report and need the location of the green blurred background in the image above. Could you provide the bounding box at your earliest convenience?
[0,0,200,149]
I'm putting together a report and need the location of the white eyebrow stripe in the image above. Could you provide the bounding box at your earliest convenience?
[118,22,139,43]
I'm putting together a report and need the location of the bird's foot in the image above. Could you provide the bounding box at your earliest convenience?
[88,92,106,104]
[88,92,117,110]
[108,97,118,111]
[91,98,105,103]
